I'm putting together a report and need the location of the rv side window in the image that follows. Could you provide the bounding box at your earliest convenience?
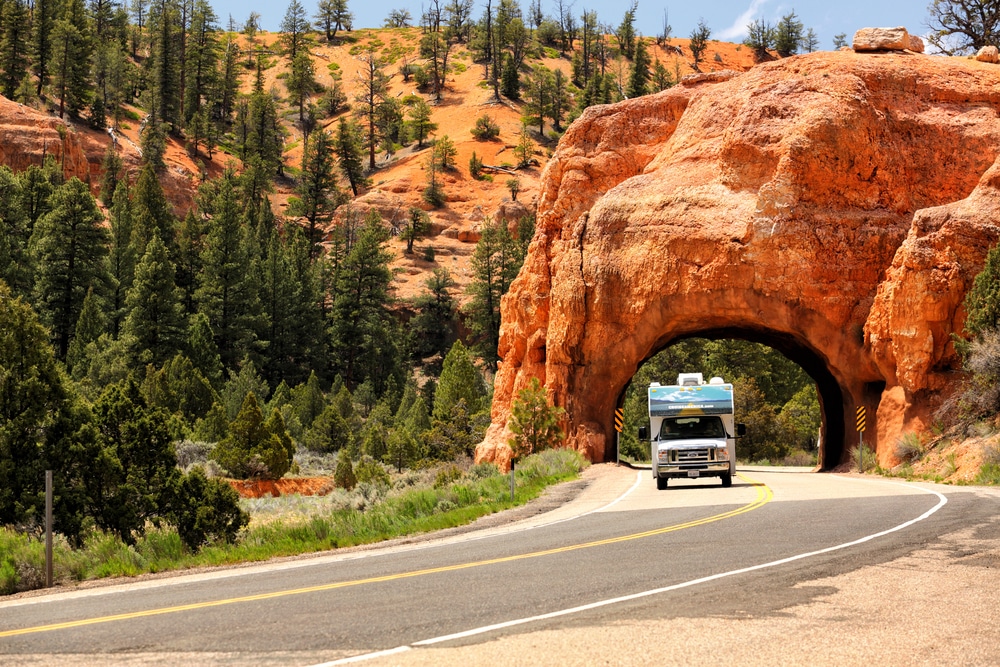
[659,416,726,440]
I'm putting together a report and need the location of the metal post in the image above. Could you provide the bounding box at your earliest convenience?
[45,470,53,588]
[509,460,515,502]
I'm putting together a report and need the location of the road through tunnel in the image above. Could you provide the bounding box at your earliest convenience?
[613,328,854,471]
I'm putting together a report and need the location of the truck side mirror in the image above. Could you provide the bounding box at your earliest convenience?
[736,423,747,437]
[638,426,648,440]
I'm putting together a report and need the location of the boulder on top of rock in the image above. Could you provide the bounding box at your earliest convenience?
[908,34,925,53]
[977,45,1000,63]
[853,27,913,52]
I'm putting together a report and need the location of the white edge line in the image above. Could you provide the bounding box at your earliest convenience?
[309,482,947,666]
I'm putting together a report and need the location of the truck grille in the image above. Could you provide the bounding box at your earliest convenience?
[672,449,712,463]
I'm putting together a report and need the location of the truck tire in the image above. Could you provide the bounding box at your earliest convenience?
[721,472,732,487]
[656,476,669,490]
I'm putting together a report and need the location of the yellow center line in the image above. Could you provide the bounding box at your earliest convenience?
[0,473,772,639]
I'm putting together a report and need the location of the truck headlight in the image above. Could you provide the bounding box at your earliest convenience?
[658,450,671,462]
[716,448,730,460]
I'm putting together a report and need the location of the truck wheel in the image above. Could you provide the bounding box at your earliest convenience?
[721,472,732,488]
[656,476,669,490]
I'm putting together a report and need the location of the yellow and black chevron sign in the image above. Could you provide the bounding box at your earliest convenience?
[614,408,624,433]
[856,406,866,433]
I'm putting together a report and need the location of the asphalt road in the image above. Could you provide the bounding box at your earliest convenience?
[1,466,995,666]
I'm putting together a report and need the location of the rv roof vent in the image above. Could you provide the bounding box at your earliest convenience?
[677,373,703,386]
[709,376,725,385]
[649,382,661,388]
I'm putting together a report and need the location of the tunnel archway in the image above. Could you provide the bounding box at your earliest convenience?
[475,53,1000,472]
[614,328,851,470]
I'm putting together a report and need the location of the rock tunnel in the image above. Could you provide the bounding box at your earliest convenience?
[476,51,1000,471]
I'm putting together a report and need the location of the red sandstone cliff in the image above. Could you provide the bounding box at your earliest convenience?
[479,51,1000,470]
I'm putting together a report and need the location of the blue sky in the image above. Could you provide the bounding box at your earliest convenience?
[235,1,930,52]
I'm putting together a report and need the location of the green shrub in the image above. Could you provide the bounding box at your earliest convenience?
[975,462,1000,485]
[434,464,464,488]
[895,432,926,463]
[356,456,391,488]
[471,114,500,141]
[335,450,357,490]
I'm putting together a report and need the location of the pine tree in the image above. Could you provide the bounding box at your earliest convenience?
[238,91,283,177]
[406,97,436,148]
[211,392,291,479]
[354,44,389,170]
[336,116,369,196]
[433,339,487,420]
[615,1,638,57]
[774,11,803,58]
[32,0,58,95]
[146,0,182,130]
[0,0,31,99]
[279,0,311,61]
[186,311,223,386]
[107,181,136,337]
[689,19,711,71]
[99,143,125,207]
[964,242,1000,338]
[287,49,316,123]
[329,211,399,390]
[411,268,456,360]
[291,128,340,256]
[175,208,204,316]
[465,216,526,370]
[50,0,93,118]
[66,286,107,374]
[183,0,220,127]
[0,165,30,296]
[315,0,353,41]
[420,29,451,101]
[507,377,564,460]
[29,178,111,359]
[401,206,429,255]
[523,64,552,135]
[626,38,651,98]
[132,163,176,257]
[123,234,187,366]
[195,172,264,369]
[549,68,568,132]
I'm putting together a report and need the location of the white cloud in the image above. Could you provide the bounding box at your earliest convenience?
[717,0,771,41]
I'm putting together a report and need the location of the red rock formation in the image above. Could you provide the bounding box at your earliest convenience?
[0,95,198,213]
[478,52,1000,471]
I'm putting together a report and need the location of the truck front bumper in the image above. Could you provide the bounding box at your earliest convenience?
[655,463,731,479]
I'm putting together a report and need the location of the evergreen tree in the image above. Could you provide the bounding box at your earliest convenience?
[183,0,220,128]
[99,143,125,207]
[280,0,311,61]
[964,242,1000,338]
[433,339,487,421]
[336,116,369,196]
[123,234,187,366]
[29,178,111,360]
[406,97,436,148]
[195,172,264,369]
[50,0,93,118]
[32,0,58,95]
[217,28,241,122]
[291,128,340,256]
[287,48,316,123]
[523,64,552,135]
[315,0,353,41]
[106,182,136,337]
[329,211,399,390]
[507,377,564,460]
[411,268,456,360]
[465,216,526,370]
[212,392,292,479]
[146,0,182,130]
[627,38,651,98]
[0,0,31,99]
[334,449,356,489]
[0,165,30,296]
[354,44,389,170]
[132,162,176,256]
[615,1,638,58]
[400,206,429,255]
[237,91,283,177]
[292,370,327,429]
[187,311,223,386]
[774,11,803,58]
[689,19,711,70]
[219,358,270,420]
[549,68,568,132]
[175,209,204,316]
[66,286,107,374]
[302,401,352,452]
[420,29,451,101]
[140,353,217,425]
[89,378,181,543]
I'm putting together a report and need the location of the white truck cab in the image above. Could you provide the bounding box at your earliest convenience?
[639,374,745,490]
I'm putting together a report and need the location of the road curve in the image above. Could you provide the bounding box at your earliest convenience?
[2,465,997,667]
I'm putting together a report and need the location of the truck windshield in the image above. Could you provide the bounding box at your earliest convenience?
[659,416,726,440]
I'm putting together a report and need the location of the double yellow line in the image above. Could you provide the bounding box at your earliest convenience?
[0,473,772,639]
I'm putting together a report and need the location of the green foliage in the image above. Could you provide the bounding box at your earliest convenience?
[471,114,500,141]
[355,455,391,487]
[508,377,565,461]
[773,11,803,58]
[172,467,249,550]
[689,20,711,69]
[469,151,484,179]
[336,116,369,196]
[963,242,1000,338]
[627,39,651,98]
[334,449,357,490]
[744,20,775,61]
[212,393,292,479]
[734,377,792,463]
[411,268,457,361]
[433,340,487,421]
[303,403,353,453]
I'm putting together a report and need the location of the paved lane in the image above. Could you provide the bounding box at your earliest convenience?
[0,467,959,666]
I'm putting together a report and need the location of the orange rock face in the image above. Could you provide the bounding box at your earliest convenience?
[478,52,1000,470]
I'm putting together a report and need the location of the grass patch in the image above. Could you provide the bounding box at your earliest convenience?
[1,450,586,594]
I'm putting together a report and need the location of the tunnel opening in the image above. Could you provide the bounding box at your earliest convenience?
[613,327,848,471]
